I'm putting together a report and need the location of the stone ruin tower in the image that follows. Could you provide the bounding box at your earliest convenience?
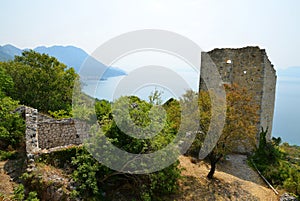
[199,46,277,149]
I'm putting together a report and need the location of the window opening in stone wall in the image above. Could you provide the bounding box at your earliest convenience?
[221,60,233,83]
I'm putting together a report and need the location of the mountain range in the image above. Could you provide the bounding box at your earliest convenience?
[0,44,126,79]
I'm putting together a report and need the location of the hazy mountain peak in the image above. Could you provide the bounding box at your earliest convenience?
[0,44,22,61]
[0,44,126,79]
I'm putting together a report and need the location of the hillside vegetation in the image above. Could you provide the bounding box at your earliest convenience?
[251,130,300,197]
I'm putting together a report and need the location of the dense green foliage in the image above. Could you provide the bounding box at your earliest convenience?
[13,184,25,201]
[251,128,282,171]
[100,96,176,153]
[1,50,78,114]
[70,94,181,200]
[70,147,180,200]
[0,150,18,161]
[0,50,79,148]
[13,184,39,201]
[0,50,78,151]
[251,129,300,197]
[94,99,112,122]
[0,66,25,149]
[0,96,25,148]
[71,148,108,199]
[0,65,14,97]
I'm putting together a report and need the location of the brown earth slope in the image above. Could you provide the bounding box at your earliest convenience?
[175,154,278,201]
[0,161,16,200]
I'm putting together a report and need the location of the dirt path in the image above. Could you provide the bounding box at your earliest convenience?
[0,161,15,199]
[175,155,278,201]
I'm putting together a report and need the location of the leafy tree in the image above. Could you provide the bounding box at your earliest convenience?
[71,148,110,199]
[103,96,160,154]
[0,96,25,148]
[72,94,181,199]
[0,65,14,97]
[1,50,78,114]
[94,99,111,122]
[0,66,25,149]
[71,146,180,200]
[198,84,259,179]
[163,98,181,133]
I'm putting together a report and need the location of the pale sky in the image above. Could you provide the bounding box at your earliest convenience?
[1,0,300,70]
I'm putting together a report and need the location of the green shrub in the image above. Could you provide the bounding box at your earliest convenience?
[48,109,72,119]
[13,184,25,201]
[251,128,300,196]
[13,184,40,201]
[66,95,182,200]
[0,97,25,149]
[0,150,18,161]
[71,147,110,200]
[149,161,181,196]
[26,191,39,201]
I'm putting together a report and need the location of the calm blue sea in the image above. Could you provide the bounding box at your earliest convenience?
[273,76,300,145]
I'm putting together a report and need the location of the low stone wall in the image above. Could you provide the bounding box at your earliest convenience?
[38,118,89,150]
[16,106,90,154]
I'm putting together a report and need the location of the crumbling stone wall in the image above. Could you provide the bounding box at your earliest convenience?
[17,106,90,154]
[38,118,89,149]
[200,46,276,151]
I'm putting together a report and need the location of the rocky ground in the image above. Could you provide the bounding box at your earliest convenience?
[0,152,27,201]
[0,161,15,200]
